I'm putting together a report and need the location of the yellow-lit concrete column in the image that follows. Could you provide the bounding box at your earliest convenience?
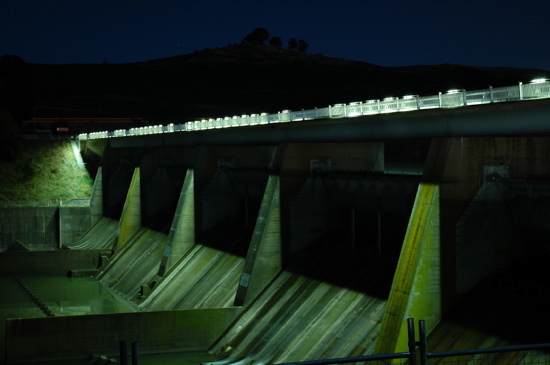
[234,175,282,306]
[375,183,441,354]
[112,167,141,252]
[375,138,450,355]
[89,166,103,226]
[157,169,195,277]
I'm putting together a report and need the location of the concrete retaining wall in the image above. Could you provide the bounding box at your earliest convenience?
[5,308,241,363]
[0,207,58,251]
[0,206,92,251]
[59,207,93,247]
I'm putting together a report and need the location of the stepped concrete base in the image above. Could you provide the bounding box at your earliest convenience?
[68,268,99,277]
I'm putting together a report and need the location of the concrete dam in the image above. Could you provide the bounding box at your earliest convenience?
[3,97,550,364]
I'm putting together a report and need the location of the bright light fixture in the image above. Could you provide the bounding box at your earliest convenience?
[530,78,547,84]
[447,89,461,94]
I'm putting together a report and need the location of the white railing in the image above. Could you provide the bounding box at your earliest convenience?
[78,79,550,141]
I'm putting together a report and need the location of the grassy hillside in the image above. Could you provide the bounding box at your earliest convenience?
[0,140,93,202]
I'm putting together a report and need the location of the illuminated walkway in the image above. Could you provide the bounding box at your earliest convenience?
[79,79,550,140]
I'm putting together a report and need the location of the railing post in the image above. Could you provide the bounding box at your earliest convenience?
[489,85,494,103]
[119,340,128,365]
[438,92,442,108]
[407,318,418,365]
[131,341,139,365]
[519,81,524,100]
[418,320,428,365]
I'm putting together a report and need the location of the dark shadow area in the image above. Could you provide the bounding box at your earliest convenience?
[429,280,550,350]
[432,177,550,350]
[141,164,188,232]
[384,138,431,175]
[289,244,397,299]
[196,220,255,258]
[197,169,270,257]
[284,171,421,298]
[102,158,134,220]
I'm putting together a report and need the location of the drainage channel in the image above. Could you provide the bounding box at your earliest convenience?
[14,277,55,317]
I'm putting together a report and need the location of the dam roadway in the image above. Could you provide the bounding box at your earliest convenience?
[4,93,550,363]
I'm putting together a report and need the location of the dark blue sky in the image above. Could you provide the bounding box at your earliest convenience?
[1,0,549,70]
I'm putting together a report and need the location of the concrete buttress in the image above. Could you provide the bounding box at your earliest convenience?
[112,167,142,252]
[375,138,450,354]
[158,168,196,277]
[90,166,104,226]
[234,175,282,306]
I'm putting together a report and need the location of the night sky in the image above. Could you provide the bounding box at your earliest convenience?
[1,0,549,70]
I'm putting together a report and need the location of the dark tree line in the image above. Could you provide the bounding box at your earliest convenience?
[242,28,308,52]
[0,54,35,161]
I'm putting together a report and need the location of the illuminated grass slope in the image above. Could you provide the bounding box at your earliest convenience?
[0,140,93,202]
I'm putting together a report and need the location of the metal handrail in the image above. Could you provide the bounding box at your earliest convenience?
[78,80,550,141]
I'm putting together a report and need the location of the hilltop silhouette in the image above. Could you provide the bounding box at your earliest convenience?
[27,44,549,123]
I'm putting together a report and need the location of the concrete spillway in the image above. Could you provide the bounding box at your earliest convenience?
[97,227,168,300]
[426,283,550,364]
[206,252,390,364]
[140,243,244,310]
[140,222,251,310]
[63,217,119,250]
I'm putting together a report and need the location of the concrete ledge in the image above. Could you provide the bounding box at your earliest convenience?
[0,250,102,275]
[5,308,241,363]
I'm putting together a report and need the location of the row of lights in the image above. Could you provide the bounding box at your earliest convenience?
[375,78,548,102]
[80,78,548,140]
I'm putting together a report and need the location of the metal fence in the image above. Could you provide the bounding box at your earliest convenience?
[274,319,550,365]
[78,79,550,141]
[426,344,550,365]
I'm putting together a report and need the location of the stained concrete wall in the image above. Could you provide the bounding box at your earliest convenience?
[0,206,93,251]
[59,206,93,247]
[277,142,385,260]
[0,207,58,251]
[455,179,522,294]
[5,308,241,363]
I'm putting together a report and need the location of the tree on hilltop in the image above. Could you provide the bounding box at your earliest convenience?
[269,36,282,48]
[243,28,270,45]
[298,39,309,52]
[288,38,298,50]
